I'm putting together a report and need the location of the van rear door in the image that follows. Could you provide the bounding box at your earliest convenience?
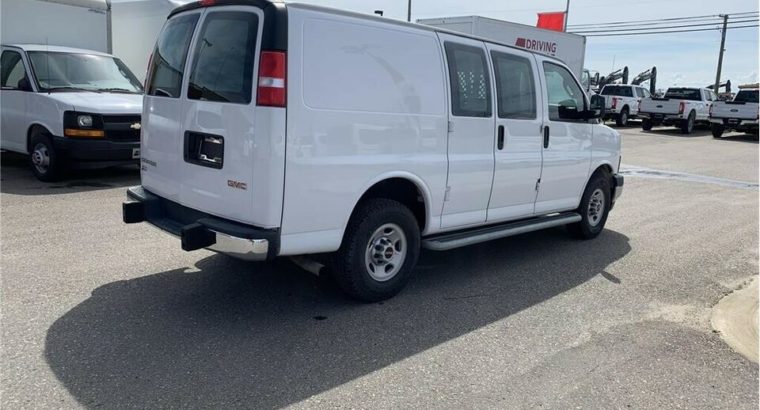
[142,6,264,225]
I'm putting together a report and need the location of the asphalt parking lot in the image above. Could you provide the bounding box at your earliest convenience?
[1,123,758,408]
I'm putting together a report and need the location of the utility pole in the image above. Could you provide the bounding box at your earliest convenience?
[407,0,412,22]
[563,0,570,31]
[714,14,728,94]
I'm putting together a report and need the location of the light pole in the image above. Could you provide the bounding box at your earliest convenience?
[714,14,728,94]
[407,0,411,22]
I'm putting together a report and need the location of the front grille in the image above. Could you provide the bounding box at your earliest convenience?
[103,114,141,142]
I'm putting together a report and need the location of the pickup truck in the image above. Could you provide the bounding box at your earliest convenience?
[709,88,759,138]
[638,87,717,134]
[599,84,652,126]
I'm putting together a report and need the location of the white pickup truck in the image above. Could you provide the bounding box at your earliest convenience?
[638,87,717,134]
[709,88,759,138]
[599,84,652,126]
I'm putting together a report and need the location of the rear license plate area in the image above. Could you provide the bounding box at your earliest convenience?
[184,131,224,169]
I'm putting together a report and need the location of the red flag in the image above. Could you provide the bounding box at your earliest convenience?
[537,12,566,32]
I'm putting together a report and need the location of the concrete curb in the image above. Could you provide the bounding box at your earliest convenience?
[711,276,759,363]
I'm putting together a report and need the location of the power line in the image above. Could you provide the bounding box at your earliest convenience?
[582,24,758,37]
[567,11,758,28]
[569,15,756,30]
[570,18,759,34]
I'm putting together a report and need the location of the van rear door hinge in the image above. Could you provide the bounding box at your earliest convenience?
[448,121,454,133]
[535,179,541,191]
[444,186,451,201]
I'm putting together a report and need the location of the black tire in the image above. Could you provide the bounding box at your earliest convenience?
[711,123,725,138]
[29,131,64,182]
[567,171,611,239]
[331,198,421,302]
[616,107,629,126]
[680,111,695,134]
[642,118,653,131]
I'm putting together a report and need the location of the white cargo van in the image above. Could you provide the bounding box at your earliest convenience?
[0,44,144,180]
[123,0,623,301]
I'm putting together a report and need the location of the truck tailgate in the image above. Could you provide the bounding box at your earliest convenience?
[711,101,759,120]
[639,98,680,114]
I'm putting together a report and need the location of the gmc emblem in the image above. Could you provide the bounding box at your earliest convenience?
[227,180,247,190]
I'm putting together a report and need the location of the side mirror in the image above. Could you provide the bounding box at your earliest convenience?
[588,94,606,119]
[17,77,33,92]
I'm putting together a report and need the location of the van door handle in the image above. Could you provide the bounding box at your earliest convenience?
[497,125,505,150]
[543,126,550,148]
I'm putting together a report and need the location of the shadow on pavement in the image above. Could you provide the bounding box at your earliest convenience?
[641,127,712,138]
[1,152,139,196]
[45,228,630,408]
[714,134,759,144]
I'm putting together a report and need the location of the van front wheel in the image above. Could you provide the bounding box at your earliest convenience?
[332,198,420,302]
[568,172,611,239]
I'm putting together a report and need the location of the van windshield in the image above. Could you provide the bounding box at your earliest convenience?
[27,51,143,93]
[734,90,759,103]
[664,88,701,101]
[601,85,633,97]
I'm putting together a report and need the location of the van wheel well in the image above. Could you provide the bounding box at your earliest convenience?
[27,125,50,153]
[591,164,613,182]
[354,178,426,232]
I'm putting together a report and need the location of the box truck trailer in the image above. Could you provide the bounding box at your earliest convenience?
[418,16,587,80]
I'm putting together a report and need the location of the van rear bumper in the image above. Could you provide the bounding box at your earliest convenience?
[122,186,278,261]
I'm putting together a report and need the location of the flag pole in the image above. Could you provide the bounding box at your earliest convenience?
[564,0,570,31]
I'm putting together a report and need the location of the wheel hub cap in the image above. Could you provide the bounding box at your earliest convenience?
[365,223,407,282]
[587,188,605,227]
[32,144,50,173]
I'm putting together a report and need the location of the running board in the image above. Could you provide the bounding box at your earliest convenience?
[422,212,582,251]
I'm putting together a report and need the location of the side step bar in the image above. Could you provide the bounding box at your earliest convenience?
[422,212,582,251]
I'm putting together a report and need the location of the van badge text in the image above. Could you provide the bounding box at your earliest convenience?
[228,180,248,190]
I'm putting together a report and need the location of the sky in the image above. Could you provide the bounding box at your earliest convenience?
[286,0,759,90]
[116,0,759,90]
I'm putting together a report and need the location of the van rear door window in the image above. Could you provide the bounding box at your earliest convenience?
[146,13,199,98]
[444,42,491,117]
[187,12,258,104]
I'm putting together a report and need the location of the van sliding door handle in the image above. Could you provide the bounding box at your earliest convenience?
[497,125,505,150]
[543,126,550,148]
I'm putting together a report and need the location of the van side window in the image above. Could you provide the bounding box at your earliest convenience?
[542,62,585,121]
[187,12,259,104]
[146,13,199,98]
[1,51,26,90]
[633,88,642,98]
[491,51,536,119]
[444,42,491,117]
[642,88,651,98]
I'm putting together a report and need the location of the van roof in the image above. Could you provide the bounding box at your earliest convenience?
[169,0,567,65]
[1,44,113,57]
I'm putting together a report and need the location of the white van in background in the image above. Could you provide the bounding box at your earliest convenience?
[123,0,623,302]
[0,45,143,180]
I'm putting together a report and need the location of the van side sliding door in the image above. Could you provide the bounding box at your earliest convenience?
[437,33,496,229]
[484,44,544,222]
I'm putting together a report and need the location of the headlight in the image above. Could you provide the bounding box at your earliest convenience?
[77,115,93,128]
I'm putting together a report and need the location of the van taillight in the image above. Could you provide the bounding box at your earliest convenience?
[257,51,286,107]
[678,101,685,114]
[611,97,618,109]
[709,103,713,116]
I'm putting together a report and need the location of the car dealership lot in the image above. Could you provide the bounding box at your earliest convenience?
[1,125,758,408]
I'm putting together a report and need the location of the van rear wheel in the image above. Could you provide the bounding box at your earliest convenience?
[331,198,420,302]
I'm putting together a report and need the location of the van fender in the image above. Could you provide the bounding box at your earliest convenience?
[341,171,435,237]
